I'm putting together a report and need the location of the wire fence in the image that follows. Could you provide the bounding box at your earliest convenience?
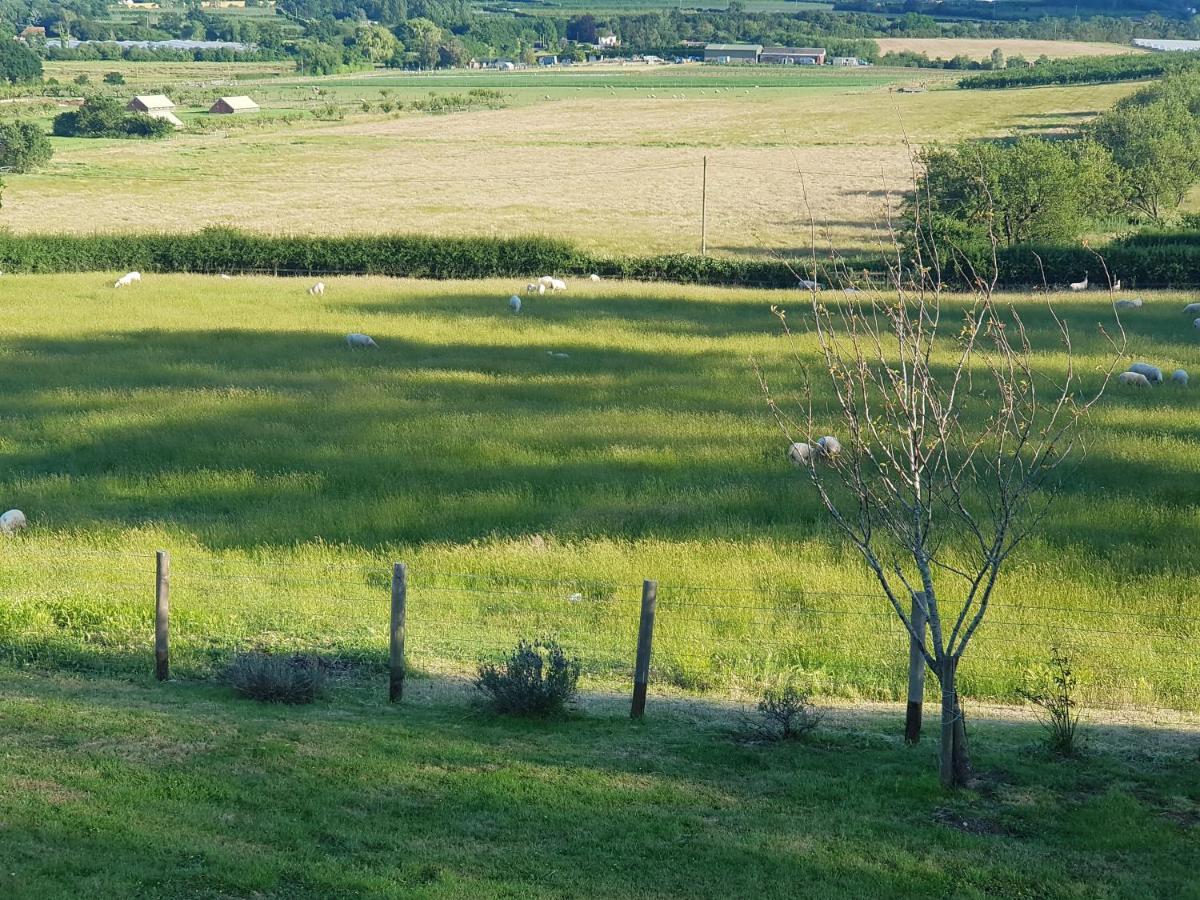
[0,546,1196,712]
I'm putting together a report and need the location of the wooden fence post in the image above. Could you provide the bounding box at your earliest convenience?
[155,550,170,682]
[905,591,928,744]
[630,579,658,719]
[389,562,407,703]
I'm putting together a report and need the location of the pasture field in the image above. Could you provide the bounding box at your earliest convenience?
[1,667,1197,899]
[0,273,1197,709]
[874,38,1145,61]
[5,62,1138,257]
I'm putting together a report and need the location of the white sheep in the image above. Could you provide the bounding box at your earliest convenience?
[1110,279,1121,291]
[1172,369,1189,386]
[1129,362,1163,384]
[346,333,378,350]
[550,278,567,292]
[538,275,555,286]
[589,273,601,282]
[787,442,815,466]
[798,278,822,291]
[1118,371,1151,387]
[509,295,521,313]
[1184,303,1200,315]
[114,271,141,288]
[309,282,326,296]
[0,509,26,534]
[1113,298,1143,311]
[817,435,842,458]
[1069,275,1088,291]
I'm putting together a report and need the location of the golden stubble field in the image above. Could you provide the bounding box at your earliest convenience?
[8,74,1139,256]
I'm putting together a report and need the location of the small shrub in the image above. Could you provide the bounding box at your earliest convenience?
[743,684,823,741]
[73,74,89,86]
[102,71,125,85]
[474,638,580,716]
[225,651,328,704]
[1020,646,1083,756]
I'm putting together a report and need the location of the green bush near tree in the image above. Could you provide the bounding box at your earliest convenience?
[0,122,53,173]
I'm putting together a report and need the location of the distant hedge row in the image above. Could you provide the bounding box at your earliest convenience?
[0,229,805,288]
[958,52,1200,90]
[4,228,1199,289]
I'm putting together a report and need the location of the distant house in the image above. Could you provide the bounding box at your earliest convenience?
[209,96,259,114]
[152,111,185,129]
[831,56,861,67]
[537,54,558,66]
[597,34,619,48]
[704,43,762,63]
[760,47,826,65]
[127,94,175,113]
[18,26,46,41]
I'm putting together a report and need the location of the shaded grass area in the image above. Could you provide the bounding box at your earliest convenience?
[0,275,1197,707]
[0,667,1197,899]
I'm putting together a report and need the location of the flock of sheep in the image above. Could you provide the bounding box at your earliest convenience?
[1113,298,1200,388]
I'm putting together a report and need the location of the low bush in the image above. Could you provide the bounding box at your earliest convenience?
[742,684,823,742]
[1020,646,1083,757]
[474,638,580,716]
[225,651,328,704]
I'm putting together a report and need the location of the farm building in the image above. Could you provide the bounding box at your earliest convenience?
[831,56,863,66]
[151,110,184,128]
[760,47,826,65]
[127,94,175,113]
[703,43,762,63]
[209,96,260,114]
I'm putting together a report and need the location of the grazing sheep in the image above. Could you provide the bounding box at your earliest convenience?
[589,273,601,282]
[1110,279,1121,291]
[798,278,822,291]
[1069,275,1088,291]
[309,282,326,296]
[1113,298,1143,311]
[113,271,141,288]
[817,435,842,457]
[219,274,233,280]
[1172,369,1189,386]
[509,295,521,313]
[1118,371,1151,387]
[0,509,26,534]
[1129,362,1163,384]
[1184,303,1200,315]
[525,282,539,293]
[787,442,815,466]
[549,278,567,291]
[538,275,555,286]
[345,333,378,350]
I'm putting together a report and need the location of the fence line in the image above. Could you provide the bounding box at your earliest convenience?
[0,545,1196,715]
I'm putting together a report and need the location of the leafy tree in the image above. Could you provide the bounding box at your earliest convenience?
[102,71,125,84]
[1091,99,1200,222]
[404,18,443,69]
[355,24,399,64]
[916,137,1120,248]
[52,97,173,139]
[566,14,598,44]
[989,47,1005,70]
[0,122,53,173]
[0,41,42,84]
[296,42,344,75]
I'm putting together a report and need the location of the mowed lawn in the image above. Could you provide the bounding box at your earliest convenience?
[1,667,1198,899]
[3,64,1138,256]
[0,274,1198,709]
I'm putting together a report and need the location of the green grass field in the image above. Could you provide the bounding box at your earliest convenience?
[0,274,1197,709]
[1,667,1197,899]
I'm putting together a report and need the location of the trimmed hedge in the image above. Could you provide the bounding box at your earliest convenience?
[959,53,1200,90]
[0,228,806,288]
[5,227,1196,288]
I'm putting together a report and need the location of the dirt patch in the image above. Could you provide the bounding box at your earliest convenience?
[933,805,1010,836]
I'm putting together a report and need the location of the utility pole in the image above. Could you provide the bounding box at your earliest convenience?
[701,155,708,256]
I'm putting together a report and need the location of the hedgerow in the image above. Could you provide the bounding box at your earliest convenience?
[959,52,1200,90]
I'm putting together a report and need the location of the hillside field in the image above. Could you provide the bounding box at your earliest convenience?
[0,273,1197,710]
[0,62,1141,257]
